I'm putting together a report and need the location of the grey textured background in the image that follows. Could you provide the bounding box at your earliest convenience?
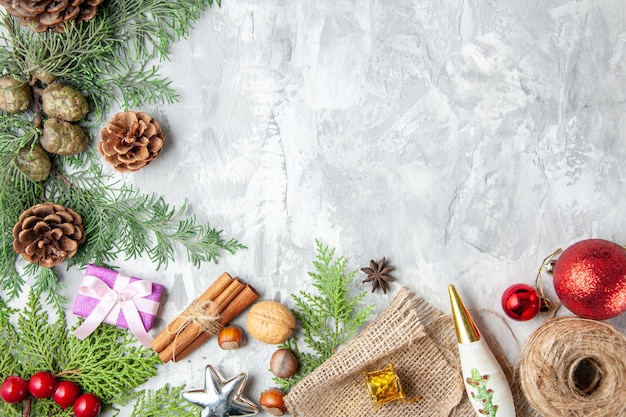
[54,0,626,415]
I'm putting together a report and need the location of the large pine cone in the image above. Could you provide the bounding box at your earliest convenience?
[0,0,104,33]
[98,111,165,173]
[13,202,85,268]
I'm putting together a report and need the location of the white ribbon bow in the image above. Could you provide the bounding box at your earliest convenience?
[72,273,158,347]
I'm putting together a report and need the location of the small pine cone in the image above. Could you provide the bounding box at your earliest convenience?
[41,83,89,122]
[16,144,51,182]
[98,111,165,173]
[0,0,104,33]
[13,202,86,268]
[0,75,31,114]
[41,118,88,155]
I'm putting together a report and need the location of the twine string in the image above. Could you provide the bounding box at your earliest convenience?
[568,356,602,395]
[168,300,223,360]
[518,317,626,416]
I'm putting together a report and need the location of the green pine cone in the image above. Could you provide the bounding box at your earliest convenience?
[41,83,89,122]
[0,75,31,114]
[41,118,89,155]
[16,144,51,182]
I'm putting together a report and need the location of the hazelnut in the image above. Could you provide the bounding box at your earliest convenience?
[259,388,287,416]
[270,348,298,378]
[217,326,245,350]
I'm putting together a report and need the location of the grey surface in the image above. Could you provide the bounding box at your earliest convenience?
[55,1,626,415]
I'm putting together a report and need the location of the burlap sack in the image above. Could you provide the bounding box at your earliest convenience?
[285,287,540,417]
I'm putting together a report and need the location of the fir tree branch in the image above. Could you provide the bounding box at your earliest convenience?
[0,129,43,306]
[15,291,64,372]
[2,13,117,83]
[273,241,374,392]
[0,0,239,317]
[122,385,200,417]
[43,163,245,270]
[100,59,178,109]
[0,313,19,375]
[23,264,67,313]
[0,290,192,416]
[59,327,161,404]
[1,0,221,118]
[107,0,221,61]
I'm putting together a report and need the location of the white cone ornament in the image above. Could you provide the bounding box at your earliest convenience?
[448,285,516,417]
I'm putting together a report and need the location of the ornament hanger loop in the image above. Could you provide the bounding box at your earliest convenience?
[535,248,563,312]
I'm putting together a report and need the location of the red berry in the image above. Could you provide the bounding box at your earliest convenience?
[73,393,101,417]
[53,380,81,409]
[28,371,57,398]
[0,376,29,404]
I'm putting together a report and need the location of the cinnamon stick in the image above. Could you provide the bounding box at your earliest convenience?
[151,272,234,354]
[158,278,246,362]
[173,284,259,362]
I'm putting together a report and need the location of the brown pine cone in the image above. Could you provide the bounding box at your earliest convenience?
[0,0,104,33]
[12,202,85,268]
[98,111,165,173]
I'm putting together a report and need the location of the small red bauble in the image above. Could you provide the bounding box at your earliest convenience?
[501,283,541,321]
[0,376,29,404]
[74,393,101,417]
[28,371,57,399]
[552,239,626,320]
[53,380,81,409]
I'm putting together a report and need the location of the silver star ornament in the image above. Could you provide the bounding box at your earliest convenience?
[182,365,258,417]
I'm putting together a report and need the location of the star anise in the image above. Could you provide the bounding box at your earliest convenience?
[361,257,395,294]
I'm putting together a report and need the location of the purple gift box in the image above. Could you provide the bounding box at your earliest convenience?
[72,264,164,332]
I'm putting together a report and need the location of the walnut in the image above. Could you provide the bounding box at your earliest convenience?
[245,301,296,344]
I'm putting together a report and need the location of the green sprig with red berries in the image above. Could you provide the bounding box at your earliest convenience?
[1,372,101,417]
[0,290,198,417]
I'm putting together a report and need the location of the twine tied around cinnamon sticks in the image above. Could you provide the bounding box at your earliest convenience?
[151,272,259,362]
[177,299,223,334]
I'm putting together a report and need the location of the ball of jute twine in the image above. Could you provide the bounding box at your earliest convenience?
[518,316,626,417]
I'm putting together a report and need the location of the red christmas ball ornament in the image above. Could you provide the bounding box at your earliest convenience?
[552,239,626,320]
[501,283,541,321]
